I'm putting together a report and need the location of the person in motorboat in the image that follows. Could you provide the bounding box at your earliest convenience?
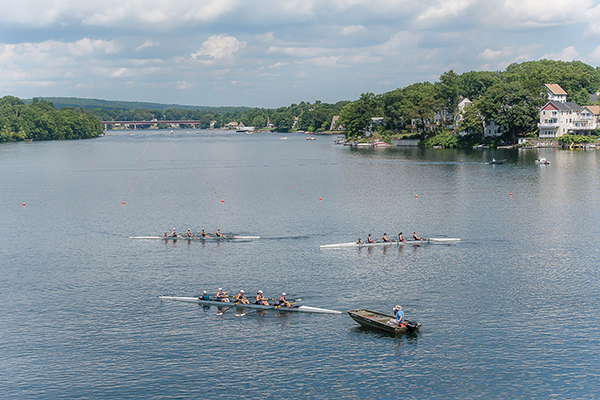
[393,305,406,327]
[492,158,496,163]
[215,228,225,238]
[200,290,211,301]
[200,228,207,237]
[278,292,291,307]
[398,232,405,242]
[236,290,250,304]
[255,290,270,306]
[357,238,364,244]
[367,234,374,243]
[412,232,422,241]
[381,233,390,242]
[216,288,229,302]
[171,228,178,237]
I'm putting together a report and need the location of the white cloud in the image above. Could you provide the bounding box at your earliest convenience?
[417,0,475,22]
[340,25,367,35]
[543,46,580,62]
[478,46,513,61]
[135,40,160,51]
[191,35,246,65]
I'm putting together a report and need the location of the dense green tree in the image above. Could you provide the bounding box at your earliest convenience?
[458,103,484,137]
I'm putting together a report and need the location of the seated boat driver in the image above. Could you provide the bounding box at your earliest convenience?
[381,233,390,242]
[171,228,178,237]
[255,290,270,305]
[412,232,422,241]
[236,290,250,304]
[367,234,374,243]
[200,291,211,301]
[279,292,291,307]
[215,228,224,237]
[357,238,364,244]
[216,288,229,302]
[398,232,405,242]
[393,305,405,327]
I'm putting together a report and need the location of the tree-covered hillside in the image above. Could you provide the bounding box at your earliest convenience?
[0,96,104,142]
[339,60,600,142]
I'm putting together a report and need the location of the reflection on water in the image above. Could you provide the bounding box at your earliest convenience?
[1,130,599,398]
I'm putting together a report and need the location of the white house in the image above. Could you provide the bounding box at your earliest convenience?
[483,120,503,138]
[538,101,582,138]
[544,83,567,103]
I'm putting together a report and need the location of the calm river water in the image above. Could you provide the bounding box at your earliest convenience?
[1,130,599,399]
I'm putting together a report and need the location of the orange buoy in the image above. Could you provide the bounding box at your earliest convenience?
[319,197,322,201]
[415,195,418,198]
[510,193,513,196]
[22,203,26,207]
[122,201,125,205]
[221,200,224,203]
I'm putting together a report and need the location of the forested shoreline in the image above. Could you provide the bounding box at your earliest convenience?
[0,96,104,142]
[5,60,600,144]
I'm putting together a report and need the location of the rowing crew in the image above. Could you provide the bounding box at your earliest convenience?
[357,232,422,244]
[163,228,226,238]
[200,289,292,307]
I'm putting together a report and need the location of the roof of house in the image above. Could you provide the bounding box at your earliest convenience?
[545,83,567,96]
[585,105,600,115]
[590,93,598,103]
[541,101,581,112]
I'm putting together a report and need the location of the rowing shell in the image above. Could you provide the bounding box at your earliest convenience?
[130,235,260,240]
[158,295,342,314]
[319,238,461,249]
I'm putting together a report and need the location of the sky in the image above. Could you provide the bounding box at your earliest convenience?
[1,0,600,108]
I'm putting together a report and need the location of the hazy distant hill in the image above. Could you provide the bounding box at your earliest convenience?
[23,97,249,113]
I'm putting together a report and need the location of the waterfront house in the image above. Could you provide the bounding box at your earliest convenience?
[538,101,582,138]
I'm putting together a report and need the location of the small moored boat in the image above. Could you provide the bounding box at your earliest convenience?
[347,309,421,334]
[486,159,506,165]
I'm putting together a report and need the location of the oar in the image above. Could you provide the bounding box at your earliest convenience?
[216,301,239,315]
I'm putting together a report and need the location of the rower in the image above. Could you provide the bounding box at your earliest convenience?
[381,233,390,242]
[216,288,229,302]
[200,228,207,237]
[200,290,210,301]
[235,290,250,304]
[357,237,364,244]
[367,234,374,243]
[412,231,422,241]
[398,232,405,242]
[215,228,224,238]
[393,305,405,327]
[171,228,178,237]
[185,228,194,237]
[163,231,168,237]
[255,290,270,306]
[279,292,291,307]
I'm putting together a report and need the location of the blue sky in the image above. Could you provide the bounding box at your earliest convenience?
[1,0,600,107]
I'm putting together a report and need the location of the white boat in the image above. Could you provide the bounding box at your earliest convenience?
[279,136,289,140]
[158,295,342,314]
[535,155,550,165]
[319,238,461,249]
[306,136,316,140]
[373,141,391,148]
[353,143,373,147]
[236,126,255,133]
[129,235,260,240]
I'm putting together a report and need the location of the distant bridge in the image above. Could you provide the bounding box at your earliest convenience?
[102,120,203,129]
